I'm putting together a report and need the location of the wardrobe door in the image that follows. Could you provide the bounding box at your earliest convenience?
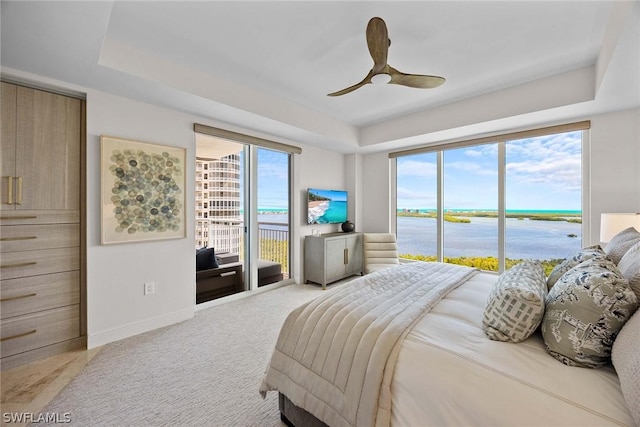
[1,82,17,210]
[15,86,81,211]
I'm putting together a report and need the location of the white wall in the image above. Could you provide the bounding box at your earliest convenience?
[360,152,393,232]
[359,107,640,246]
[86,91,346,347]
[86,91,197,347]
[295,144,347,282]
[588,108,640,243]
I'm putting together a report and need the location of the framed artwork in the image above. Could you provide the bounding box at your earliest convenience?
[101,135,186,245]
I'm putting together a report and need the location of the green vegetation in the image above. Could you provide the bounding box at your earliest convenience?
[400,254,562,276]
[259,238,288,273]
[396,211,470,223]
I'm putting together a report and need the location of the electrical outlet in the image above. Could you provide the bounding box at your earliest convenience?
[144,282,155,295]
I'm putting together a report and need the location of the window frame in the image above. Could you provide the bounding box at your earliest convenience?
[391,122,590,273]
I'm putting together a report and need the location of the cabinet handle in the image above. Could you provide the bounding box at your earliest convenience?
[0,293,37,302]
[16,176,23,205]
[1,330,37,342]
[0,215,37,220]
[0,262,37,268]
[0,236,37,242]
[344,248,348,264]
[6,176,13,205]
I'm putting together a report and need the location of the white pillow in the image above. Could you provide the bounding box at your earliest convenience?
[605,227,640,264]
[617,240,640,301]
[612,308,640,426]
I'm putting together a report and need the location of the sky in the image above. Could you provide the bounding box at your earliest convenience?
[253,148,290,210]
[396,131,582,211]
[243,131,582,212]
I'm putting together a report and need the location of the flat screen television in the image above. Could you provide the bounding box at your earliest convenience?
[307,188,348,224]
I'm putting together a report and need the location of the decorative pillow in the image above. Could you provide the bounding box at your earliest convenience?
[542,258,638,368]
[546,245,606,290]
[483,260,547,343]
[605,226,640,264]
[618,241,640,301]
[196,247,218,271]
[612,309,640,427]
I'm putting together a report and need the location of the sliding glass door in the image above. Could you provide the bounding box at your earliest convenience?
[256,148,290,285]
[195,134,291,300]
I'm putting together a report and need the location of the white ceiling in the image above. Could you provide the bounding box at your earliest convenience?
[1,1,639,153]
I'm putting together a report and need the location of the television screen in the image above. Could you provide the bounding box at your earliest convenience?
[307,188,348,224]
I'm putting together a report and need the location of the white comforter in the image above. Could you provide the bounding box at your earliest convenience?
[393,271,635,427]
[259,262,478,427]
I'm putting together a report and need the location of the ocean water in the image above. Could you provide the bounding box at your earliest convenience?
[397,216,582,260]
[257,211,583,260]
[312,200,348,224]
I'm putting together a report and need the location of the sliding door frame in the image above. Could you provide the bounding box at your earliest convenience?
[194,124,299,291]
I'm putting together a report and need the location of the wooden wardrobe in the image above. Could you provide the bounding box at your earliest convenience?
[0,81,86,370]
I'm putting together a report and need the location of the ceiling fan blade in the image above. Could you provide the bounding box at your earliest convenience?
[327,70,374,97]
[366,17,389,73]
[387,66,446,89]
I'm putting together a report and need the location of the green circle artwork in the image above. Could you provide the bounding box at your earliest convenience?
[109,149,183,235]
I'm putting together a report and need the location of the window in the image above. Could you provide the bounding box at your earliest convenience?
[394,123,587,274]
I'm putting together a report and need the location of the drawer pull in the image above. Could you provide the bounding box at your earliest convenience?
[6,176,13,205]
[1,329,37,342]
[16,177,23,205]
[0,262,37,268]
[0,215,38,220]
[0,236,37,242]
[0,293,37,302]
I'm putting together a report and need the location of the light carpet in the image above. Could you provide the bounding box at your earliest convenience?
[39,284,333,426]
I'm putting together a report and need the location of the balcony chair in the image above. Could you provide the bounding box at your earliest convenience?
[363,233,400,274]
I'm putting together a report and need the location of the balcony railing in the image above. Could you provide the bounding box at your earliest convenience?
[195,219,289,277]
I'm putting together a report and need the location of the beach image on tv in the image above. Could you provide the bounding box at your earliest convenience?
[308,188,348,224]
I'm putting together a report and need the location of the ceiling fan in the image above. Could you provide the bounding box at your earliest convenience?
[328,17,446,97]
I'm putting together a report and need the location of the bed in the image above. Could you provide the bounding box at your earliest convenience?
[260,241,640,427]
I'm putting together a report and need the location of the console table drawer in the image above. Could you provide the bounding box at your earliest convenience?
[1,271,80,319]
[0,305,80,358]
[0,224,80,253]
[0,247,79,280]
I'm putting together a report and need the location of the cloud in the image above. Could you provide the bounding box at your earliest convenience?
[506,134,582,192]
[396,159,437,177]
[396,186,437,208]
[445,160,497,176]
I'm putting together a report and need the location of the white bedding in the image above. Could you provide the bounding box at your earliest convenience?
[392,271,636,427]
[260,262,478,427]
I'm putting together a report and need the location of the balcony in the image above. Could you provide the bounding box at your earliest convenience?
[195,219,289,280]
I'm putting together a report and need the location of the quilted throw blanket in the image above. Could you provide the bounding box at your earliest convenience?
[259,262,478,427]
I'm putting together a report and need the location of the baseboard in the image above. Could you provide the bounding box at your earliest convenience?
[195,278,295,312]
[87,307,193,349]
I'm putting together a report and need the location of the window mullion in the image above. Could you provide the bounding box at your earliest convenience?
[498,142,506,273]
[437,151,443,262]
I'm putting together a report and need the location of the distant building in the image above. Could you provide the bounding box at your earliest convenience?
[195,153,242,252]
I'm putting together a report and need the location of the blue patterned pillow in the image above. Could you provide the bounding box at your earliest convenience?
[546,245,607,290]
[542,258,638,368]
